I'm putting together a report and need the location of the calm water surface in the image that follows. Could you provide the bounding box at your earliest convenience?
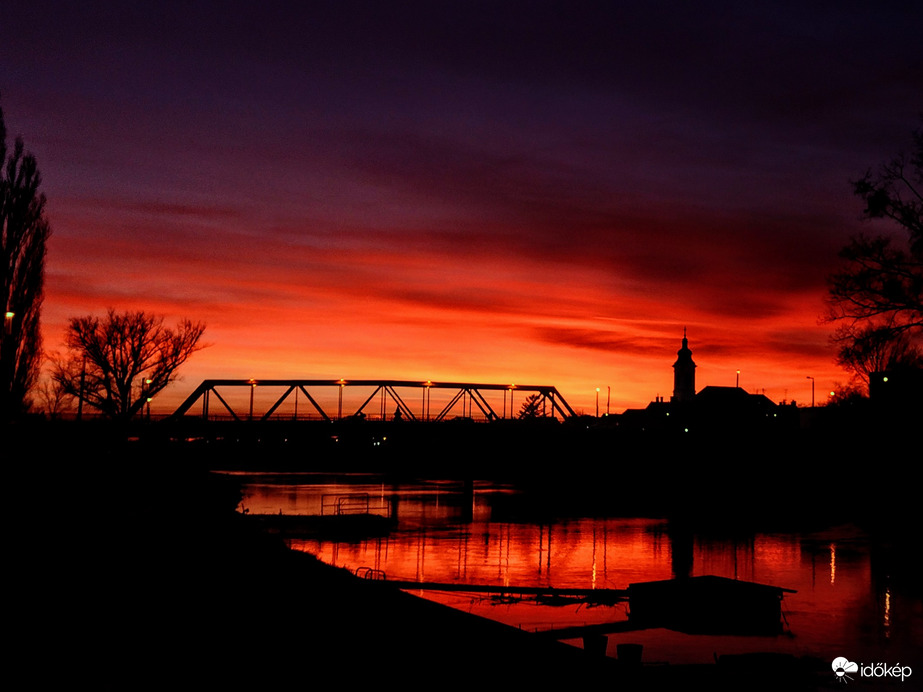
[231,473,921,667]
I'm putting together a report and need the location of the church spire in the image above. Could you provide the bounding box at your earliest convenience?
[672,330,696,403]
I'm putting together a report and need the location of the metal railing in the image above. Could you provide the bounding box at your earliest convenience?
[321,493,391,518]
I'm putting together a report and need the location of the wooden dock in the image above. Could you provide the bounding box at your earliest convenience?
[243,511,394,537]
[374,579,628,606]
[373,574,795,637]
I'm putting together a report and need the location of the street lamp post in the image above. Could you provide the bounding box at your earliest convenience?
[607,386,610,416]
[423,380,431,421]
[736,370,740,388]
[249,379,256,421]
[2,313,13,407]
[595,387,600,418]
[145,378,152,421]
[806,376,815,408]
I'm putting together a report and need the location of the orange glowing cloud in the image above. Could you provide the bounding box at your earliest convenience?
[8,2,917,415]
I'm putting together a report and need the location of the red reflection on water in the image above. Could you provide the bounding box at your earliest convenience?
[239,478,918,665]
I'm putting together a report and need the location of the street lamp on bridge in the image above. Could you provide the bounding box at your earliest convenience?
[423,380,432,421]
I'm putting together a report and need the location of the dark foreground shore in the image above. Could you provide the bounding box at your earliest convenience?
[17,427,860,689]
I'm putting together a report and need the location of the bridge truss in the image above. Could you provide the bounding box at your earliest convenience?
[169,379,577,422]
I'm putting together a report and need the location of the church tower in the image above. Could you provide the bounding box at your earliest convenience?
[672,328,696,402]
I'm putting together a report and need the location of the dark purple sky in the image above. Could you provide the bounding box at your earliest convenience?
[3,1,921,411]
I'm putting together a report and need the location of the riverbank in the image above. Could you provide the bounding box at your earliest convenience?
[16,426,882,688]
[50,467,832,690]
[22,437,613,686]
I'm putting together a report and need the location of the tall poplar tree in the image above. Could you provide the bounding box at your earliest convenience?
[1,103,50,419]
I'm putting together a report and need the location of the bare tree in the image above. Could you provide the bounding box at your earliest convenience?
[53,310,207,420]
[835,324,923,390]
[827,124,923,380]
[36,371,73,419]
[1,103,51,419]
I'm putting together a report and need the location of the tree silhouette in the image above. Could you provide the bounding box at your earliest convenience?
[827,124,923,383]
[835,324,922,389]
[52,310,206,420]
[1,103,50,420]
[518,393,546,419]
[37,373,72,419]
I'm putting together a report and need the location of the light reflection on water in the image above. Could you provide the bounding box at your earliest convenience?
[233,474,921,666]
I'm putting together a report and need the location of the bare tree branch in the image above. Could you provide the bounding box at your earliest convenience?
[53,309,207,420]
[1,102,50,419]
[826,122,923,387]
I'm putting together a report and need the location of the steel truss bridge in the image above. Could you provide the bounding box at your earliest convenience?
[170,379,577,422]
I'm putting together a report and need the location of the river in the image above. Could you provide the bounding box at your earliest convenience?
[227,472,921,670]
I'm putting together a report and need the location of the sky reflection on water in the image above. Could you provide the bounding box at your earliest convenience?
[235,475,920,666]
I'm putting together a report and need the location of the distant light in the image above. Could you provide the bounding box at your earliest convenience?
[882,376,889,383]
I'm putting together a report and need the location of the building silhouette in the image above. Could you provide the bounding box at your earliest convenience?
[672,328,696,403]
[619,332,793,433]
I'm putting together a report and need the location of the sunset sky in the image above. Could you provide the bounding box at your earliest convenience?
[3,2,922,414]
